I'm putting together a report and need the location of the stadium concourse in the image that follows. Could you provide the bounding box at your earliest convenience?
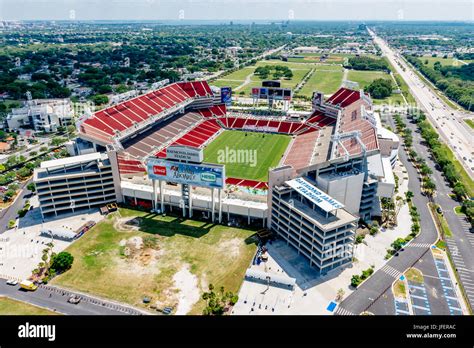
[36,79,398,274]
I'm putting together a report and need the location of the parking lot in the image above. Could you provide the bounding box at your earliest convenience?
[407,280,432,315]
[0,206,102,280]
[433,256,463,315]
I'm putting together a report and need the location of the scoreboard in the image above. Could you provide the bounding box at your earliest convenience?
[251,87,292,101]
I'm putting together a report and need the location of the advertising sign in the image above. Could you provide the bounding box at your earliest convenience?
[220,87,232,105]
[147,158,225,189]
[166,145,203,163]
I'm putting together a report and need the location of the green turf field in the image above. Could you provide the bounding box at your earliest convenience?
[203,130,291,181]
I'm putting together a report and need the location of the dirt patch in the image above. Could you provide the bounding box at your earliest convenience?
[218,238,242,258]
[116,235,163,275]
[172,264,200,315]
[114,217,142,232]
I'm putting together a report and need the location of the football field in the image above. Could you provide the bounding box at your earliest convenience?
[204,130,291,182]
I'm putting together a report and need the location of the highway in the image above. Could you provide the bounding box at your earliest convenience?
[369,28,474,178]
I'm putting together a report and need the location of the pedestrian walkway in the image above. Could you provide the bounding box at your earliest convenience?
[380,264,403,279]
[334,305,356,316]
[407,243,433,248]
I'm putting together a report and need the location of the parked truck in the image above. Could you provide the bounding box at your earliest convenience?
[20,280,38,291]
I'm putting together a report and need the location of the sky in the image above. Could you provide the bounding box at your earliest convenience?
[0,0,473,21]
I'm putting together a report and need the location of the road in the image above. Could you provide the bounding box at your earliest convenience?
[335,114,439,315]
[400,111,474,309]
[0,277,147,315]
[369,28,474,177]
[0,179,31,233]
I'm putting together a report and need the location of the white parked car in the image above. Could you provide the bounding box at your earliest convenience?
[6,279,18,286]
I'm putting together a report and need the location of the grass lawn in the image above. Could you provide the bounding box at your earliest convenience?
[297,70,344,97]
[429,203,453,238]
[421,57,469,69]
[393,280,407,299]
[372,93,406,106]
[464,119,474,130]
[210,79,243,91]
[219,67,254,81]
[405,268,424,283]
[433,143,474,197]
[347,70,392,89]
[435,239,447,250]
[212,60,311,97]
[51,209,258,314]
[0,297,59,315]
[204,130,291,181]
[288,53,354,64]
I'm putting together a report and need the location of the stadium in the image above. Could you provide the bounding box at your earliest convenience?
[35,79,399,274]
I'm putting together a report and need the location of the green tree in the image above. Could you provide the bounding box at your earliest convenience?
[27,182,36,192]
[51,252,74,273]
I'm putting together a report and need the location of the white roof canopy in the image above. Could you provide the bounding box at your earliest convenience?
[286,177,344,213]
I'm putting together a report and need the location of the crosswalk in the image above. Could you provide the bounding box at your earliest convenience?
[406,243,432,248]
[380,264,403,279]
[334,306,356,316]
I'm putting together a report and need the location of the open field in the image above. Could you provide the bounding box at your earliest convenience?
[212,60,330,96]
[288,53,350,64]
[297,70,344,97]
[347,70,392,89]
[51,209,258,315]
[204,130,291,181]
[421,56,473,69]
[347,69,407,105]
[0,297,59,315]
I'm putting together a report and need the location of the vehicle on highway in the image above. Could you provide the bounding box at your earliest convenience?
[67,295,82,304]
[6,279,18,286]
[19,280,38,291]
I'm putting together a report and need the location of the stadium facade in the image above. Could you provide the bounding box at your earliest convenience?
[34,80,399,274]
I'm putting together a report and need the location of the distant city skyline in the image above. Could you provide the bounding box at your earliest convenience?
[0,0,473,21]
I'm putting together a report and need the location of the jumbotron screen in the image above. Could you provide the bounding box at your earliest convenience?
[251,87,292,101]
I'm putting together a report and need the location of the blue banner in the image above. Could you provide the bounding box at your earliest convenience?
[147,158,225,189]
[220,87,232,105]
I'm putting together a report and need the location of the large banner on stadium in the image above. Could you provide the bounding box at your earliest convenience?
[220,87,232,105]
[147,158,225,189]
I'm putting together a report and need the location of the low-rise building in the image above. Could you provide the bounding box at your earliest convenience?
[7,99,73,133]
